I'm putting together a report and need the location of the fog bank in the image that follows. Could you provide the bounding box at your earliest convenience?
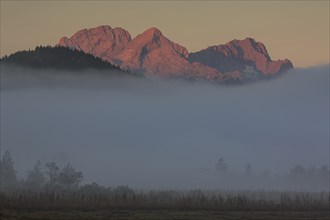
[1,65,329,190]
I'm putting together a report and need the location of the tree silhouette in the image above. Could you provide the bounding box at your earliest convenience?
[26,160,46,191]
[58,163,83,189]
[45,162,59,186]
[0,150,17,191]
[215,157,228,173]
[290,165,306,176]
[244,162,252,176]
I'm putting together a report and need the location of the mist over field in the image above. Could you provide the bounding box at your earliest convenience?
[1,64,329,190]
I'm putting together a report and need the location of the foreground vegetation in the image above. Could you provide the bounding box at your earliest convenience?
[1,188,329,219]
[1,188,329,211]
[1,209,330,220]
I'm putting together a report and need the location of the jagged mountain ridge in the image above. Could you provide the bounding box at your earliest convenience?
[58,25,293,82]
[112,27,223,80]
[188,38,293,78]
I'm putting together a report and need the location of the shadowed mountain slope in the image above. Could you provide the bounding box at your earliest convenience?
[189,38,293,80]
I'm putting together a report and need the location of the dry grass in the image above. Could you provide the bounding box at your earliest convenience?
[1,209,329,220]
[1,190,328,211]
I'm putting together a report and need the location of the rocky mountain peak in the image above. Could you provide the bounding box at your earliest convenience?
[143,27,163,37]
[57,25,131,62]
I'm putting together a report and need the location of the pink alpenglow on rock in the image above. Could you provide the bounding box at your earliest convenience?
[113,27,221,79]
[58,26,293,82]
[58,25,131,63]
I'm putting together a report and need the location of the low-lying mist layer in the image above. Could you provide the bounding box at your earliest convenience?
[1,64,329,190]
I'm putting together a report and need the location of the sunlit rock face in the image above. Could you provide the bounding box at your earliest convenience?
[58,25,131,63]
[113,27,223,80]
[58,26,293,82]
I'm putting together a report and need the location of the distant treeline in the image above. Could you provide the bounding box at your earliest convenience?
[0,46,124,71]
[0,151,329,211]
[0,150,83,192]
[1,151,329,192]
[213,157,329,191]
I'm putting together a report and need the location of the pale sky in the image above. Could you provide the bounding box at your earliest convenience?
[1,1,329,67]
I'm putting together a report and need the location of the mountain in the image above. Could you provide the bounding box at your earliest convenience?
[188,38,293,80]
[0,46,123,71]
[58,25,293,82]
[58,25,131,64]
[58,26,223,81]
[112,27,223,80]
